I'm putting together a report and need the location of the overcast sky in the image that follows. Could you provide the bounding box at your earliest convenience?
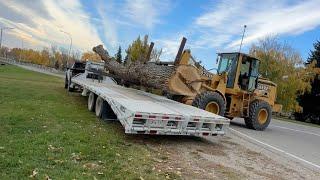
[0,0,320,68]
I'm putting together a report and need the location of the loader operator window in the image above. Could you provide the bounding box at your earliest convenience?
[217,53,239,88]
[239,60,250,90]
[239,57,260,91]
[248,60,259,91]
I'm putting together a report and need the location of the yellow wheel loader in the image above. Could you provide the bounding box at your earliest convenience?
[166,38,282,130]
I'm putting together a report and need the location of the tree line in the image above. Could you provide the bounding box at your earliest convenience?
[0,45,80,70]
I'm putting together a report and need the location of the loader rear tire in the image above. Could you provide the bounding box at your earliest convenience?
[192,91,225,116]
[245,100,271,131]
[88,92,96,112]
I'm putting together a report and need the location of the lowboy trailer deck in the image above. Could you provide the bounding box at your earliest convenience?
[69,62,229,136]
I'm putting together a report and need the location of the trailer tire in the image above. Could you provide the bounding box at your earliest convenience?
[88,92,96,112]
[192,91,225,116]
[95,96,116,120]
[64,75,68,89]
[67,77,74,92]
[245,100,271,131]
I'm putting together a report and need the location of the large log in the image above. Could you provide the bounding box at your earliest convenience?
[93,45,175,91]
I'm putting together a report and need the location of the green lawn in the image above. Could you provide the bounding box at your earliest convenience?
[0,65,160,179]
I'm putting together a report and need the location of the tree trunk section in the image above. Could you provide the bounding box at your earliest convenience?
[93,45,175,91]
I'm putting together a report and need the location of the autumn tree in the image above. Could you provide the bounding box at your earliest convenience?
[249,37,313,111]
[81,51,102,62]
[125,35,162,64]
[0,46,9,58]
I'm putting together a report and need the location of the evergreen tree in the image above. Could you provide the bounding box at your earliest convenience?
[115,46,122,63]
[296,40,320,122]
[307,40,320,95]
[306,40,320,67]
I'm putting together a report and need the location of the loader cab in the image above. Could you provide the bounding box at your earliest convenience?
[217,53,260,91]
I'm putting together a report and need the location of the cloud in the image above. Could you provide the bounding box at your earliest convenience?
[122,0,171,29]
[96,1,118,49]
[0,0,103,52]
[194,0,320,50]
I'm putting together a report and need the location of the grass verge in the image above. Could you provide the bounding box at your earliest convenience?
[0,65,160,179]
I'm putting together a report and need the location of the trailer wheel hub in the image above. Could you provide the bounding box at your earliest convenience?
[258,109,268,124]
[205,102,220,114]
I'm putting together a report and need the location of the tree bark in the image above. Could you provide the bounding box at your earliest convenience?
[93,45,175,91]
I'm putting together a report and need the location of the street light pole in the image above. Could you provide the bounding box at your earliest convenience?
[60,30,72,67]
[19,39,24,63]
[0,27,14,49]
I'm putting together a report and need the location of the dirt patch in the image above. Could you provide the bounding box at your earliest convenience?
[127,135,320,179]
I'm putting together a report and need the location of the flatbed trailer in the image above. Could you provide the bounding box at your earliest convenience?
[70,62,229,136]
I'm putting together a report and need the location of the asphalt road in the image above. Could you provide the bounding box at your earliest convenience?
[229,118,320,171]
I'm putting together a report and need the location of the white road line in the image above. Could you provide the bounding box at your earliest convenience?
[229,127,320,170]
[270,125,320,137]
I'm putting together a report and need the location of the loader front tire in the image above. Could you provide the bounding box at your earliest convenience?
[192,91,226,116]
[245,100,271,131]
[88,92,96,112]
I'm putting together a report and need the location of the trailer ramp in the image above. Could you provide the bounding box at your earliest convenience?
[72,73,229,136]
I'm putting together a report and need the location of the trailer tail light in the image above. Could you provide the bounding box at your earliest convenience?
[150,130,157,134]
[202,132,209,136]
[162,116,169,120]
[135,114,143,118]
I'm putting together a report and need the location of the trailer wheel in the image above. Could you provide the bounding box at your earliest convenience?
[245,100,271,131]
[64,75,68,89]
[95,96,107,118]
[88,92,96,111]
[67,77,74,92]
[95,96,116,120]
[192,91,226,116]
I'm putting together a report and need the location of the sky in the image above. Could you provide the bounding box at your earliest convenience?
[0,0,320,69]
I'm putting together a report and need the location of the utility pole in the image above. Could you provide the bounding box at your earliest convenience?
[60,30,72,68]
[239,25,247,53]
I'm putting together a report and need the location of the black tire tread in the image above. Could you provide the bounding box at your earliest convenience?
[88,92,96,112]
[192,91,226,116]
[245,100,271,131]
[64,75,68,89]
